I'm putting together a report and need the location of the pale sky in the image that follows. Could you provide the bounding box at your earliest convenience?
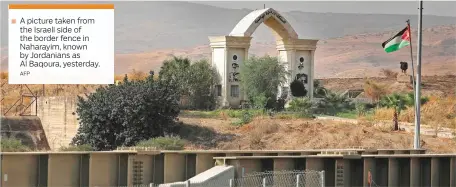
[194,1,456,17]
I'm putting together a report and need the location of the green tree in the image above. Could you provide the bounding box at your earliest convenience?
[239,55,288,108]
[187,59,220,110]
[379,93,407,131]
[72,74,180,151]
[159,57,219,110]
[158,56,191,95]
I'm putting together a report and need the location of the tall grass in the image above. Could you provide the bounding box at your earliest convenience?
[1,138,30,152]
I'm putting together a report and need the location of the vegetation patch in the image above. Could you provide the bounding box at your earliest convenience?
[59,144,94,151]
[1,138,30,152]
[136,136,185,150]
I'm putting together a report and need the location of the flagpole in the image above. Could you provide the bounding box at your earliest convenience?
[406,19,417,109]
[413,0,423,149]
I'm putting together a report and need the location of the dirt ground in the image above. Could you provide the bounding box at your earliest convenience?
[178,116,456,153]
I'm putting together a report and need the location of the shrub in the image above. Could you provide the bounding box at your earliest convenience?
[355,103,367,117]
[136,136,185,150]
[373,108,395,121]
[248,123,279,149]
[287,97,315,117]
[252,94,268,109]
[226,109,263,118]
[317,90,353,115]
[72,74,180,151]
[1,138,30,152]
[231,110,254,126]
[290,80,307,97]
[313,80,327,98]
[381,69,398,78]
[364,80,389,103]
[420,96,456,129]
[59,144,94,151]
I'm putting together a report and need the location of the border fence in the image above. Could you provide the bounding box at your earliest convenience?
[120,170,325,187]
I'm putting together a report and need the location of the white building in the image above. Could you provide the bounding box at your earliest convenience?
[209,8,318,108]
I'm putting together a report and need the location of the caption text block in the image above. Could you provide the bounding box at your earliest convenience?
[8,4,114,84]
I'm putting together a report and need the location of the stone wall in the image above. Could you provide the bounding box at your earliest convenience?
[31,96,79,150]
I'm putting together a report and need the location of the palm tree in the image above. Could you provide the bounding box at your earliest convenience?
[380,93,407,131]
[319,90,351,115]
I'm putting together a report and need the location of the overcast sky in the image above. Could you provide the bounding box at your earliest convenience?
[194,1,456,17]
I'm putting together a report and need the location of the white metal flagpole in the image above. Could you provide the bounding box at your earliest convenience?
[413,0,423,149]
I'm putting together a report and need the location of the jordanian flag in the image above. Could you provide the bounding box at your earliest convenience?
[382,27,411,53]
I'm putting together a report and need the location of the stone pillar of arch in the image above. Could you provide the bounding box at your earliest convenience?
[209,36,251,108]
[276,39,318,100]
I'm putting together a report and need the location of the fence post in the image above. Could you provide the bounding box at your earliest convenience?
[296,174,300,187]
[262,177,266,187]
[229,179,234,187]
[186,180,191,187]
[149,183,154,187]
[320,170,325,187]
[242,167,245,177]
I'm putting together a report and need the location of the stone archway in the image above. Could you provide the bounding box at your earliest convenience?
[209,8,318,108]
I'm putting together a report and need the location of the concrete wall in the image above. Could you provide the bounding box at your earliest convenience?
[163,153,186,183]
[2,150,456,187]
[47,154,81,187]
[89,154,121,186]
[1,155,39,187]
[31,96,79,150]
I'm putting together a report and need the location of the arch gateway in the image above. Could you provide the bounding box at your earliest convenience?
[209,8,318,108]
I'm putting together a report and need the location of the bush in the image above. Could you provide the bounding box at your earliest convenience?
[317,90,353,115]
[287,97,315,117]
[72,74,180,151]
[381,69,398,78]
[313,80,327,98]
[226,109,263,118]
[136,136,185,150]
[252,94,268,109]
[1,138,30,152]
[355,103,367,117]
[59,144,94,151]
[231,110,254,126]
[373,108,395,121]
[290,80,308,97]
[364,80,389,103]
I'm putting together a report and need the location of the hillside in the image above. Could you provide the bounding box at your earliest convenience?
[1,2,455,76]
[113,25,456,78]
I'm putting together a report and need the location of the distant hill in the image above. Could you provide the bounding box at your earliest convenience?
[1,1,455,77]
[113,24,456,78]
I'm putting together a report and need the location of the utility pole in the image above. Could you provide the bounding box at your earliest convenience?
[413,0,423,149]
